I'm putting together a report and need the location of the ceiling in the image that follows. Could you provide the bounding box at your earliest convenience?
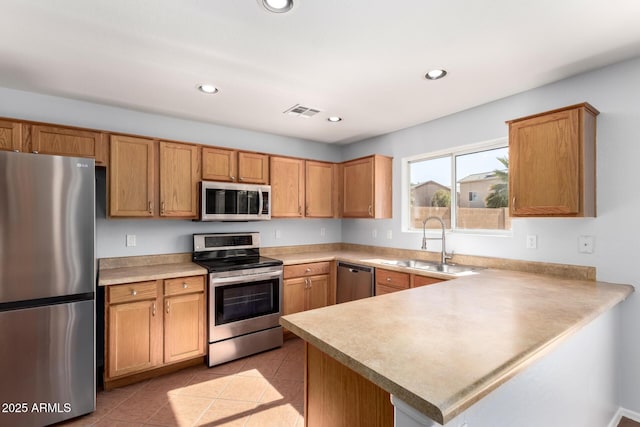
[2,1,640,144]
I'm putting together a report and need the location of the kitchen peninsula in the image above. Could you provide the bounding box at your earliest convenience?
[280,267,633,427]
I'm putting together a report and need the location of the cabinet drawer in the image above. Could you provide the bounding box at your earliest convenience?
[412,275,445,288]
[108,281,158,304]
[375,268,409,290]
[376,283,401,295]
[284,262,331,279]
[164,275,205,296]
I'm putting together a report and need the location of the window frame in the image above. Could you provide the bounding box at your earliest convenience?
[402,137,510,235]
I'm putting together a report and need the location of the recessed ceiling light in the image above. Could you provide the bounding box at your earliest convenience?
[260,0,294,13]
[327,116,342,122]
[425,69,447,80]
[197,84,219,94]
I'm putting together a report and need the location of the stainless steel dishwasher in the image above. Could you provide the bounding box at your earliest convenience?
[336,262,375,303]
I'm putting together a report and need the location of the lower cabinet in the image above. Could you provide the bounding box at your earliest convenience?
[105,275,206,389]
[375,268,446,295]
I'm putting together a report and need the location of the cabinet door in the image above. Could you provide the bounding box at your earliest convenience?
[412,275,444,288]
[0,120,22,152]
[238,151,269,184]
[306,161,334,218]
[164,292,205,363]
[202,146,237,182]
[107,299,162,378]
[109,135,155,217]
[307,275,329,310]
[283,277,307,315]
[159,141,199,217]
[31,125,107,165]
[343,156,374,217]
[271,156,305,218]
[509,108,581,216]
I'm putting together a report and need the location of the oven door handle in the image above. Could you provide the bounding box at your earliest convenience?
[210,270,282,286]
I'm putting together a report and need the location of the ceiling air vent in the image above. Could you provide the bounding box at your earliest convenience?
[283,104,321,118]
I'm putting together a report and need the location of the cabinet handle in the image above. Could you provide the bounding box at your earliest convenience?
[305,207,309,216]
[368,205,373,216]
[161,201,165,215]
[230,175,235,181]
[182,282,188,289]
[148,201,152,214]
[305,268,312,273]
[166,301,170,314]
[13,149,20,153]
[152,302,156,316]
[239,177,244,181]
[131,290,137,296]
[33,150,39,154]
[512,197,516,208]
[298,206,302,215]
[386,277,392,282]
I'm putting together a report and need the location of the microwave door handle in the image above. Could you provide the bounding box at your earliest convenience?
[258,190,263,217]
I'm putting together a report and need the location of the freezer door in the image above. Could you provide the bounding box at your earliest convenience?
[0,300,95,426]
[0,151,95,303]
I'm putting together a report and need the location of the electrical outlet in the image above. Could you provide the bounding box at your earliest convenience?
[126,234,136,247]
[320,227,326,237]
[372,229,378,239]
[578,235,594,253]
[526,234,537,249]
[275,229,282,239]
[386,230,393,240]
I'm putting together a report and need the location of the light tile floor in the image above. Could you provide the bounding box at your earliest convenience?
[56,338,304,427]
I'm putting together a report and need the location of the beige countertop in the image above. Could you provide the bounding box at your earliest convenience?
[98,253,208,286]
[280,268,634,424]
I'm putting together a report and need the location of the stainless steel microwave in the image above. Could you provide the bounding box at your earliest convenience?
[200,181,271,221]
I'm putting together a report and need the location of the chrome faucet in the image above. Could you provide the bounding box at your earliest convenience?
[421,216,453,265]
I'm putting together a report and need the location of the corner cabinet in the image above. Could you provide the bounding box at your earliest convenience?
[342,154,392,218]
[104,275,206,390]
[507,103,598,217]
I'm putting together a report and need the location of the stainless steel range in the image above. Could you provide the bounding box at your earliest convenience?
[192,232,283,367]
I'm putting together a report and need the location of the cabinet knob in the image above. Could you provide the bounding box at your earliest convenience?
[131,290,137,296]
[182,282,188,289]
[305,268,311,273]
[33,150,39,154]
[13,149,20,153]
[386,277,392,282]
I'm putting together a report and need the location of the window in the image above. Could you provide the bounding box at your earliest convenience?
[405,139,509,232]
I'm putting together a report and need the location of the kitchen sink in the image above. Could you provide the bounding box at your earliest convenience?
[380,259,483,276]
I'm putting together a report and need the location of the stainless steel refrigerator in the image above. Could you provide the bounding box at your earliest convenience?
[0,151,96,426]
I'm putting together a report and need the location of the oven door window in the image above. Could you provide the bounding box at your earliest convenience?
[215,278,279,325]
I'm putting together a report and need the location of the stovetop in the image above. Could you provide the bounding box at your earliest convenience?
[193,255,283,273]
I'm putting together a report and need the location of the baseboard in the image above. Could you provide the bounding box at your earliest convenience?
[607,407,640,427]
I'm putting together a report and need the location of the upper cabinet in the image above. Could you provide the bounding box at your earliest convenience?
[271,156,305,218]
[109,135,156,217]
[31,125,108,165]
[306,160,335,218]
[110,135,200,219]
[507,103,598,217]
[0,119,107,165]
[159,141,199,218]
[342,154,392,218]
[202,147,269,184]
[0,119,23,152]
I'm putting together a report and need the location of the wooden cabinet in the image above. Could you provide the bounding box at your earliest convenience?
[105,275,206,389]
[106,281,162,379]
[507,103,598,217]
[306,160,335,218]
[202,147,269,184]
[0,119,23,152]
[375,268,409,295]
[31,125,108,165]
[159,141,199,218]
[271,156,305,218]
[411,274,445,288]
[342,154,392,218]
[306,343,393,427]
[283,262,332,316]
[109,135,155,217]
[163,276,206,363]
[110,136,199,218]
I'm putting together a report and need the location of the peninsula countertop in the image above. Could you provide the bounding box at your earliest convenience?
[280,268,633,424]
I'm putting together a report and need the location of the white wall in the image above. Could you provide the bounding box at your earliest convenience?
[341,56,640,414]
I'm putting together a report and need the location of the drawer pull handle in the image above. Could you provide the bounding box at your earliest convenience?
[305,268,312,273]
[182,283,188,289]
[386,277,392,282]
[131,290,137,296]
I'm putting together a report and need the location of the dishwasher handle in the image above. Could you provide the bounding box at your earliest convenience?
[337,262,372,274]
